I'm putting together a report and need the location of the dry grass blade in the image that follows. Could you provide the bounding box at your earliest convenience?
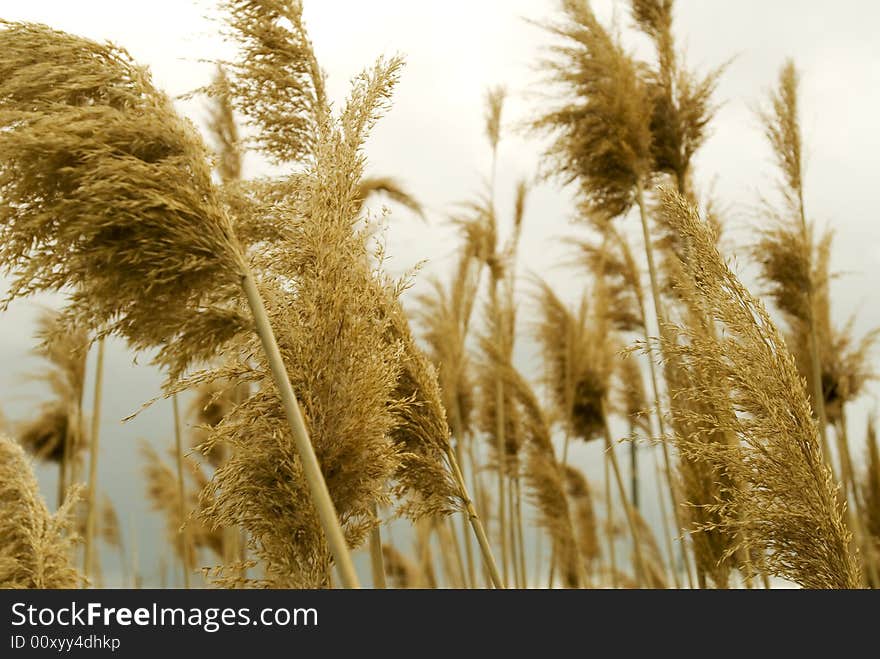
[0,435,84,588]
[356,177,426,220]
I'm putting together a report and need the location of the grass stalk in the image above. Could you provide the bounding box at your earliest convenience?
[450,403,476,588]
[514,475,528,588]
[635,180,697,587]
[629,423,639,511]
[489,278,510,587]
[601,401,646,587]
[605,452,617,588]
[652,450,681,588]
[445,444,504,588]
[82,338,105,581]
[240,268,360,588]
[445,516,469,588]
[172,393,191,589]
[507,472,521,587]
[835,410,879,585]
[369,503,387,589]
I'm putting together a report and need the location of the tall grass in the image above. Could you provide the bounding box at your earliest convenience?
[0,1,874,591]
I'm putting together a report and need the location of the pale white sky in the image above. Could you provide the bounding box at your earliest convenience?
[2,1,879,586]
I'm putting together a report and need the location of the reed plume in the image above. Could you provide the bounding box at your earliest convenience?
[756,225,878,427]
[0,21,246,377]
[532,280,609,447]
[188,380,248,467]
[628,0,725,196]
[205,65,244,185]
[18,310,89,465]
[0,435,84,588]
[752,60,832,457]
[532,0,652,219]
[563,465,600,579]
[655,189,861,589]
[141,443,223,572]
[531,3,708,583]
[382,544,424,589]
[414,244,483,586]
[502,359,585,588]
[195,58,460,587]
[415,252,480,440]
[100,496,122,551]
[753,64,878,583]
[219,0,326,165]
[0,20,359,585]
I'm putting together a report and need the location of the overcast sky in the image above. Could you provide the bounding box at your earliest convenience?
[2,1,879,587]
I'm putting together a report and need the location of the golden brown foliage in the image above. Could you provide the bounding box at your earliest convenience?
[195,58,457,587]
[532,0,652,217]
[219,0,326,164]
[205,65,244,184]
[563,465,600,574]
[571,224,646,334]
[0,22,247,378]
[629,0,724,194]
[476,289,522,468]
[188,379,248,467]
[532,280,610,443]
[100,496,122,550]
[759,60,804,209]
[753,61,878,424]
[414,251,480,438]
[499,360,584,588]
[656,190,860,589]
[617,355,649,433]
[382,544,424,589]
[18,309,89,464]
[141,442,223,568]
[862,421,880,575]
[0,435,83,588]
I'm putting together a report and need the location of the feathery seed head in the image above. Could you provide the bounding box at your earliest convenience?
[0,435,84,588]
[657,189,861,589]
[0,22,246,379]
